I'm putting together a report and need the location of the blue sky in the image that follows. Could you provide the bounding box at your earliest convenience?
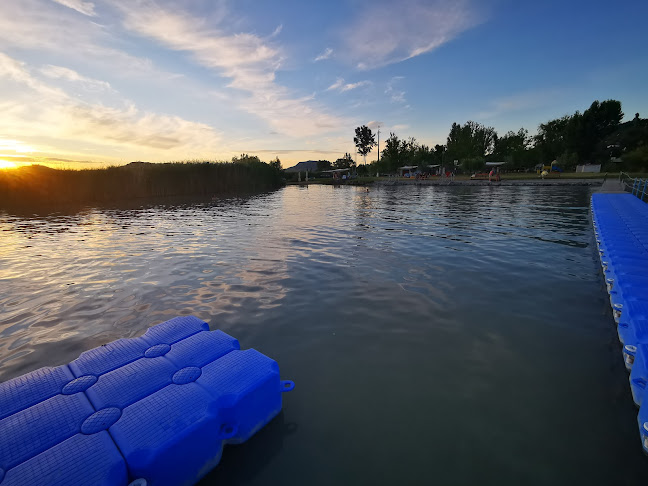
[0,0,646,168]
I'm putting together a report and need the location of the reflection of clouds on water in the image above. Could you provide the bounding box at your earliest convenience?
[0,185,593,384]
[3,184,640,484]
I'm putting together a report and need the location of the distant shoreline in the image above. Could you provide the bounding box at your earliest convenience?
[374,178,604,187]
[288,178,605,187]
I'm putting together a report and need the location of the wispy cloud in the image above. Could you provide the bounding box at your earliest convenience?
[0,53,65,98]
[326,78,344,91]
[111,0,344,137]
[475,91,563,120]
[41,65,112,92]
[344,0,485,70]
[249,148,342,154]
[327,77,371,92]
[385,76,406,103]
[52,0,96,16]
[271,24,283,37]
[0,52,223,161]
[314,48,333,62]
[0,1,180,80]
[391,124,410,132]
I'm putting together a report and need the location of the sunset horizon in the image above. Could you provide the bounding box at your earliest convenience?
[0,0,646,169]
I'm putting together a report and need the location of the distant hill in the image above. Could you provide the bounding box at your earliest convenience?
[284,160,320,173]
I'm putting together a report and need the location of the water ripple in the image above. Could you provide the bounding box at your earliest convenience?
[2,184,643,485]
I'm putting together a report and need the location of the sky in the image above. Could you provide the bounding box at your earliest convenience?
[0,0,646,169]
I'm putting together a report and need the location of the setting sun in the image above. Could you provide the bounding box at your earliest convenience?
[0,160,18,169]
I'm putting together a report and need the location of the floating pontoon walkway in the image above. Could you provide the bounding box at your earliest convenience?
[591,192,648,453]
[0,316,294,486]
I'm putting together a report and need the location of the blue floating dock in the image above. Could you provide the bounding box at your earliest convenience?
[591,192,648,453]
[0,316,294,485]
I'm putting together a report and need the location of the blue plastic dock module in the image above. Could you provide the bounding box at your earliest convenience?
[0,316,294,486]
[591,193,648,454]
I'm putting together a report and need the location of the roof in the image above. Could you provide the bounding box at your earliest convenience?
[485,162,506,167]
[321,168,352,173]
[284,160,320,173]
[398,165,418,170]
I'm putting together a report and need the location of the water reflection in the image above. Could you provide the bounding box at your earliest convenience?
[1,185,646,484]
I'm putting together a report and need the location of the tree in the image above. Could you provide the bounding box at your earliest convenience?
[579,100,623,162]
[534,116,572,161]
[492,128,531,167]
[534,100,624,165]
[446,121,496,162]
[232,154,262,164]
[380,132,402,173]
[433,144,446,165]
[316,160,332,172]
[333,153,355,169]
[269,157,282,171]
[354,125,377,165]
[413,144,434,172]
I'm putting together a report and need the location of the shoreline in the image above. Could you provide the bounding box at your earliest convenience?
[374,178,604,186]
[288,178,606,187]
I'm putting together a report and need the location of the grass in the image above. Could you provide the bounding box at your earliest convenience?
[0,161,284,209]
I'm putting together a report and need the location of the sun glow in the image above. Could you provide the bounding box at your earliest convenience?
[0,160,18,169]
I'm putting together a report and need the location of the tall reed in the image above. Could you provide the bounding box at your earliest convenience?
[0,160,284,208]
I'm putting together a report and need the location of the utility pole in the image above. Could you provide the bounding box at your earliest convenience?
[377,127,380,163]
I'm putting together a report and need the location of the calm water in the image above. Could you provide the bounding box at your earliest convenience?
[1,185,646,485]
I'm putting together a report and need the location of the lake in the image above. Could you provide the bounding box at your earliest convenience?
[0,184,646,485]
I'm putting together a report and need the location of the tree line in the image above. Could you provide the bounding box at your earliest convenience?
[335,99,648,175]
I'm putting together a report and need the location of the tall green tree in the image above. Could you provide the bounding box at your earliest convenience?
[446,121,496,162]
[354,125,377,165]
[380,132,402,172]
[492,128,531,167]
[534,116,572,161]
[333,152,355,169]
[316,160,332,172]
[579,100,624,162]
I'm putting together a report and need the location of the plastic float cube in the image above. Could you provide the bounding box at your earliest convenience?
[592,193,648,456]
[0,316,294,486]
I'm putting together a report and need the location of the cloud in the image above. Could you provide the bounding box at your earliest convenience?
[314,48,333,62]
[385,76,406,103]
[41,65,112,92]
[52,0,96,16]
[475,91,563,120]
[341,80,371,92]
[344,0,484,70]
[326,78,344,91]
[390,91,406,103]
[0,52,223,161]
[0,1,178,81]
[111,0,345,137]
[250,149,343,154]
[0,53,65,98]
[327,77,371,92]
